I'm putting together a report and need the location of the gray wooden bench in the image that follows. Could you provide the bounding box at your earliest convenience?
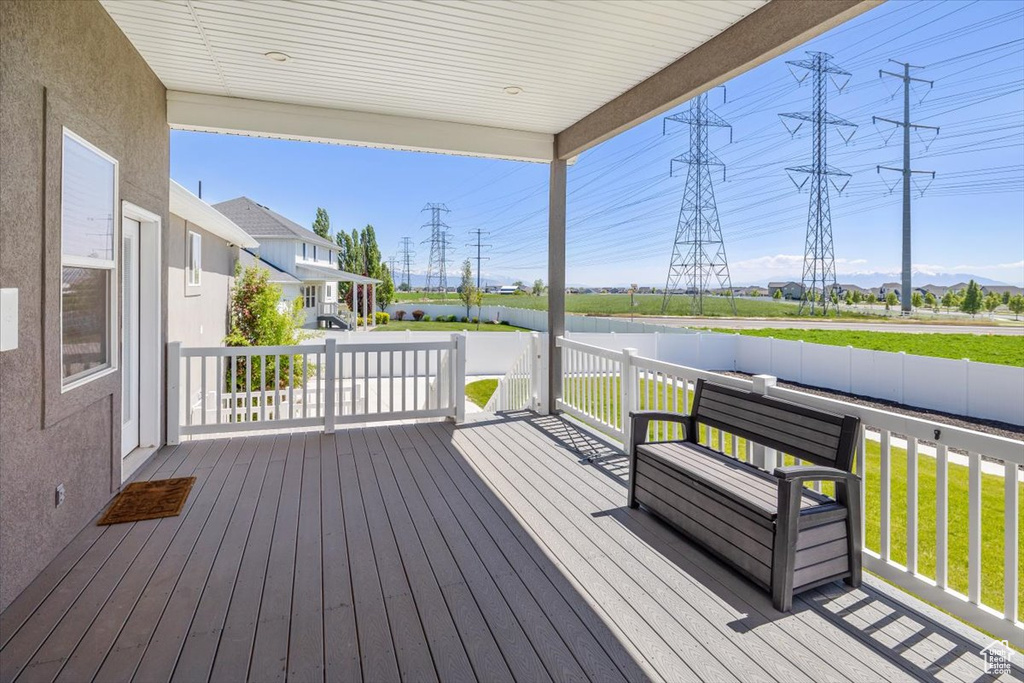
[627,379,862,611]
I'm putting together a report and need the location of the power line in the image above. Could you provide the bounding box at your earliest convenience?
[466,228,491,294]
[421,203,451,297]
[874,59,939,314]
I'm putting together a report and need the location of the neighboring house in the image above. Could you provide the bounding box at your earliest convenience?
[168,181,258,348]
[238,248,303,312]
[878,282,902,300]
[767,281,803,299]
[498,285,519,295]
[836,283,869,297]
[213,197,379,329]
[982,285,1023,298]
[917,284,948,299]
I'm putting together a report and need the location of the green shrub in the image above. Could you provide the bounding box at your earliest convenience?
[461,316,469,323]
[422,315,431,322]
[393,309,406,321]
[356,316,365,326]
[500,320,511,326]
[375,311,390,325]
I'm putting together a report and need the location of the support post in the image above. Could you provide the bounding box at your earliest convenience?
[620,348,638,449]
[453,333,466,423]
[531,332,548,414]
[751,374,777,470]
[371,283,377,327]
[167,341,181,445]
[547,155,567,413]
[363,282,369,330]
[325,337,336,434]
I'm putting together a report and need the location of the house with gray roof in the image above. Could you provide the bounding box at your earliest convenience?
[214,197,380,329]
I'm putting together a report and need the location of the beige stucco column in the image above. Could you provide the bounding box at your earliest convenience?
[547,156,566,413]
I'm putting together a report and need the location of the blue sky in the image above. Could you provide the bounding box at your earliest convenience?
[171,0,1024,288]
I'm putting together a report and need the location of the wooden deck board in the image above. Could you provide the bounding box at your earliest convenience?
[2,414,1017,683]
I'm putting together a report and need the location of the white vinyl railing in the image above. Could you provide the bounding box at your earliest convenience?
[484,332,544,413]
[554,336,1023,641]
[167,334,465,442]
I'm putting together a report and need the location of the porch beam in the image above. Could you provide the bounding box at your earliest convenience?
[167,91,555,163]
[547,154,567,413]
[555,0,881,160]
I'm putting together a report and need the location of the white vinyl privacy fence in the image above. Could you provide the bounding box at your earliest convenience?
[550,336,1022,642]
[167,335,466,442]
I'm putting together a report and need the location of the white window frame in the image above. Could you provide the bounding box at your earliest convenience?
[60,127,119,392]
[325,282,334,302]
[303,285,317,308]
[186,229,202,287]
[301,242,307,261]
[313,245,318,262]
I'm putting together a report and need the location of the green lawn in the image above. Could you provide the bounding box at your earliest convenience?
[372,321,529,333]
[466,378,498,407]
[713,328,1024,367]
[393,292,861,318]
[560,376,1023,621]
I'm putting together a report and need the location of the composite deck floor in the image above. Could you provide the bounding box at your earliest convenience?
[1,412,1019,683]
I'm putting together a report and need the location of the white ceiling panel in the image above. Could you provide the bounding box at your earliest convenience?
[101,0,767,136]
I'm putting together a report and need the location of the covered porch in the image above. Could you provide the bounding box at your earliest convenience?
[1,413,1014,683]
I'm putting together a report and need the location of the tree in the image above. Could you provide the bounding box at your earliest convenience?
[772,289,782,300]
[852,290,863,304]
[844,291,853,306]
[1008,294,1024,320]
[1002,291,1011,305]
[830,291,839,306]
[471,288,484,330]
[312,207,331,240]
[458,259,475,317]
[984,292,1001,315]
[867,293,878,306]
[225,261,306,390]
[959,280,983,316]
[911,291,923,309]
[337,225,392,311]
[925,292,937,309]
[532,278,545,296]
[940,290,954,312]
[884,291,898,312]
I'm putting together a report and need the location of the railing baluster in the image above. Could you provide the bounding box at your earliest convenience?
[377,350,382,414]
[200,355,208,425]
[185,356,192,426]
[389,350,395,414]
[215,356,222,425]
[230,354,237,424]
[935,443,948,589]
[880,429,891,562]
[289,354,295,421]
[401,350,407,413]
[260,355,267,422]
[1004,460,1019,623]
[301,353,307,419]
[968,450,981,604]
[364,351,371,414]
[857,425,867,551]
[907,436,919,574]
[245,353,252,422]
[413,350,419,410]
[351,350,357,415]
[274,355,280,421]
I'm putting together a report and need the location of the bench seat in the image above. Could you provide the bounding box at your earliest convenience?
[628,380,862,610]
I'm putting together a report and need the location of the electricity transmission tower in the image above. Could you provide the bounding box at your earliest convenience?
[660,89,737,316]
[780,51,857,316]
[466,229,490,293]
[399,236,415,290]
[875,60,938,315]
[422,203,451,297]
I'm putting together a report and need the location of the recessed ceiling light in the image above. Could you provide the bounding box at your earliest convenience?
[503,85,524,95]
[264,51,291,63]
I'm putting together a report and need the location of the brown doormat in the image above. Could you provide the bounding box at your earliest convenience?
[97,477,196,525]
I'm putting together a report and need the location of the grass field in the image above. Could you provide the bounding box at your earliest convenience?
[466,378,498,407]
[556,376,1023,622]
[713,328,1024,367]
[372,321,529,333]
[393,292,850,318]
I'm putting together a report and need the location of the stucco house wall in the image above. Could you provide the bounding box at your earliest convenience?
[0,0,169,611]
[167,214,237,348]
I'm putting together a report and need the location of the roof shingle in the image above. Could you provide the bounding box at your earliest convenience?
[213,197,337,250]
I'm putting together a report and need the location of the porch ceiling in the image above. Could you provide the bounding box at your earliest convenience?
[98,0,879,162]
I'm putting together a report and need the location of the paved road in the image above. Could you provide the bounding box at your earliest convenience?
[619,316,1024,335]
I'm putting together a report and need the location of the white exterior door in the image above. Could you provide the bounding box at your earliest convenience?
[121,218,141,457]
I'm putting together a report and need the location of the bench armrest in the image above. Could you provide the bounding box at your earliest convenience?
[774,465,859,484]
[629,411,693,451]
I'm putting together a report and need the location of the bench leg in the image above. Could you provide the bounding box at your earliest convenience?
[840,477,863,589]
[627,447,640,509]
[771,479,802,612]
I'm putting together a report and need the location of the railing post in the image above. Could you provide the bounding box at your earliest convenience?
[531,332,548,415]
[166,342,181,445]
[453,333,466,424]
[325,338,336,434]
[620,348,637,450]
[750,374,777,470]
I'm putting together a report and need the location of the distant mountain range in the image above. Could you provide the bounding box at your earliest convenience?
[730,272,1008,288]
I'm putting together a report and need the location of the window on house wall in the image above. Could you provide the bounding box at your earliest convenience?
[303,285,316,308]
[186,230,202,287]
[61,129,118,388]
[325,283,333,301]
[313,245,318,262]
[302,242,308,261]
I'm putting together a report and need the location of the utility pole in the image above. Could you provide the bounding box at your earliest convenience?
[875,60,938,315]
[399,237,415,290]
[780,51,857,316]
[421,203,451,298]
[661,88,736,316]
[466,229,491,293]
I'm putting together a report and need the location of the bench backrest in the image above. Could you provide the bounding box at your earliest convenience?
[691,380,860,472]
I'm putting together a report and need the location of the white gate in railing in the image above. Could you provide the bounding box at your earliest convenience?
[167,335,465,442]
[554,336,1023,642]
[484,332,544,413]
